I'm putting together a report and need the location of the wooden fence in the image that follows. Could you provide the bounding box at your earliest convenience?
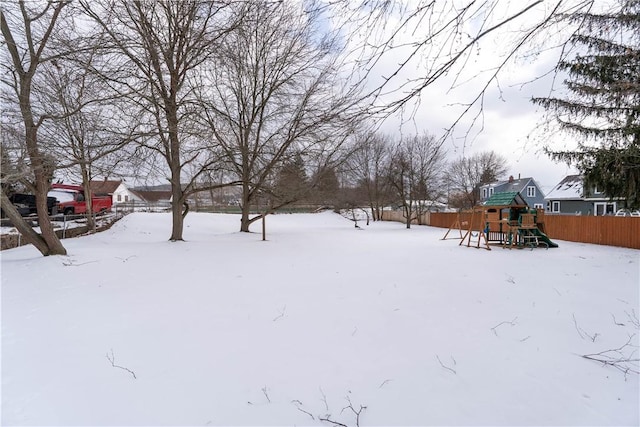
[541,215,640,249]
[381,210,640,249]
[1,213,123,251]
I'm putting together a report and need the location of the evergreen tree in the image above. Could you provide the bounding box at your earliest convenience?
[274,153,308,203]
[533,1,640,208]
[312,166,340,205]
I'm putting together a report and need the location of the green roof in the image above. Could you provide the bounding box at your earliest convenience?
[484,191,527,206]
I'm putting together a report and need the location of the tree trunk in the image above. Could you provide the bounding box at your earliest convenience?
[404,204,412,229]
[81,169,95,231]
[167,100,185,241]
[33,178,67,255]
[170,203,184,240]
[239,180,251,232]
[168,159,188,241]
[1,190,52,255]
[169,177,185,241]
[22,117,66,255]
[240,203,251,232]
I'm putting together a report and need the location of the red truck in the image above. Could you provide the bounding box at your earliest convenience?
[48,183,113,215]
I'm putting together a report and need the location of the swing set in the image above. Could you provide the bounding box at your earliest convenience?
[442,192,558,250]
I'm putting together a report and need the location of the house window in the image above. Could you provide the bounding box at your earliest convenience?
[552,201,560,213]
[489,187,494,196]
[117,194,122,202]
[546,201,551,212]
[594,202,616,216]
[534,203,543,209]
[125,195,129,202]
[593,186,603,194]
[527,186,536,197]
[482,188,487,199]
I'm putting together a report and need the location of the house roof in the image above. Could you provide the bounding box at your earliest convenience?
[482,177,533,192]
[484,191,528,206]
[90,180,122,195]
[134,190,172,202]
[501,178,532,193]
[545,175,583,200]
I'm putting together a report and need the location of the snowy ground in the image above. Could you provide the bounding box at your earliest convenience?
[1,211,638,426]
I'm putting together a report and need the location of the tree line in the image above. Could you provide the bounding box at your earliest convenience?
[1,0,637,256]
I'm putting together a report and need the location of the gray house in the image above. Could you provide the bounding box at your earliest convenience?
[544,174,621,216]
[479,176,546,209]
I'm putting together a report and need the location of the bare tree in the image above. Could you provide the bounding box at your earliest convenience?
[327,1,594,140]
[445,151,509,209]
[0,123,30,195]
[387,133,447,228]
[80,0,235,241]
[38,43,137,230]
[199,0,360,232]
[1,0,71,256]
[346,131,393,221]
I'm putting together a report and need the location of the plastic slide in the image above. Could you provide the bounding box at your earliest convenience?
[531,228,559,248]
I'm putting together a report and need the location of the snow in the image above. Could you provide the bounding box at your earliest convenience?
[1,211,638,426]
[545,175,583,200]
[47,189,76,202]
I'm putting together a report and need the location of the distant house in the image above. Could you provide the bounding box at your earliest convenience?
[479,176,545,209]
[133,190,172,205]
[545,174,621,216]
[90,179,142,205]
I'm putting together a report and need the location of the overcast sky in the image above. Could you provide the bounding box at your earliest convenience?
[377,53,579,193]
[344,0,586,193]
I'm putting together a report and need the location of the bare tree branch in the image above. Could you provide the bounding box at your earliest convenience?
[436,354,457,374]
[106,349,136,379]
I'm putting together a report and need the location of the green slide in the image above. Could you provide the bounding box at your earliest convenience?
[531,228,559,248]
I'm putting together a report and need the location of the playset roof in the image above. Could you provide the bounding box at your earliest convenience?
[483,191,528,207]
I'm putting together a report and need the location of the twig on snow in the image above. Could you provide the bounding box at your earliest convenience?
[378,379,393,388]
[319,395,367,427]
[581,334,640,380]
[262,386,271,403]
[319,417,348,427]
[572,313,599,342]
[292,402,315,421]
[106,349,136,379]
[63,259,98,267]
[626,309,640,329]
[436,354,457,374]
[273,305,286,322]
[491,316,518,336]
[319,387,329,411]
[611,313,625,327]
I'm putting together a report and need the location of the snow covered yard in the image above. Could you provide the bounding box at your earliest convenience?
[1,211,638,426]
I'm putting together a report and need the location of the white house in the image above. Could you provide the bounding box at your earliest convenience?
[90,180,143,205]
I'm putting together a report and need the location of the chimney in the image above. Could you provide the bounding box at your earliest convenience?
[508,175,514,183]
[518,173,521,179]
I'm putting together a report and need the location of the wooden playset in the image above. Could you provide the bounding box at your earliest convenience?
[444,192,558,250]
